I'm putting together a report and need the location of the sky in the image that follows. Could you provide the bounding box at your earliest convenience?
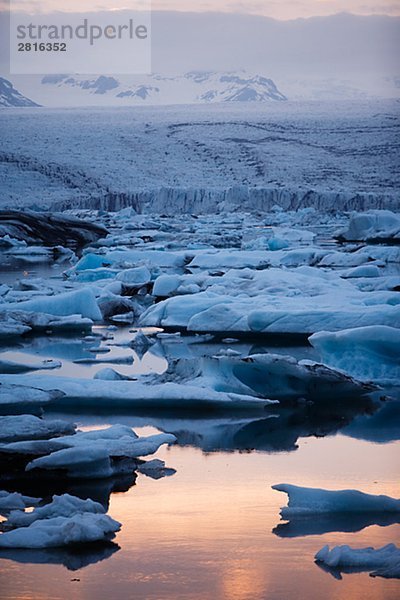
[3,0,400,19]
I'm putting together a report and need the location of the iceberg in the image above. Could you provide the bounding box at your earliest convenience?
[0,415,76,443]
[5,493,105,528]
[337,210,400,243]
[198,352,374,401]
[309,326,400,383]
[0,491,40,515]
[3,289,102,321]
[0,513,121,548]
[0,383,65,415]
[272,483,400,518]
[0,357,62,374]
[315,544,400,579]
[0,374,277,412]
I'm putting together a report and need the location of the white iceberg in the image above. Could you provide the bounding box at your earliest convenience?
[0,374,277,412]
[309,326,400,382]
[315,544,400,579]
[5,493,105,528]
[0,357,62,374]
[0,425,176,479]
[0,383,65,415]
[3,289,102,321]
[273,483,400,518]
[338,210,400,242]
[0,513,121,548]
[0,415,76,443]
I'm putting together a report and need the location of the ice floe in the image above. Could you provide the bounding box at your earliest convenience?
[0,415,76,443]
[0,383,65,415]
[272,483,400,517]
[0,506,120,548]
[315,544,400,579]
[309,326,400,382]
[337,210,400,243]
[0,374,277,412]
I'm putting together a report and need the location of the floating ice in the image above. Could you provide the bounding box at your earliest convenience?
[0,513,121,548]
[0,357,62,374]
[0,383,65,415]
[5,494,105,528]
[0,415,76,443]
[272,483,400,518]
[4,289,102,321]
[0,374,276,412]
[198,352,374,401]
[0,310,94,336]
[315,544,400,579]
[309,326,400,383]
[0,491,40,515]
[338,210,400,243]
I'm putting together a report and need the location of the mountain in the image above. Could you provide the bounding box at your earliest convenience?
[31,72,287,107]
[0,77,40,107]
[1,11,399,103]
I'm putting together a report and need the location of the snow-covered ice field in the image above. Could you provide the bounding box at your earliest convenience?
[0,101,399,212]
[0,102,399,599]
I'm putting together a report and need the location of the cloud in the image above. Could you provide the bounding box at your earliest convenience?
[3,0,400,19]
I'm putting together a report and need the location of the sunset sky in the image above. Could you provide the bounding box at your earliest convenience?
[4,0,400,19]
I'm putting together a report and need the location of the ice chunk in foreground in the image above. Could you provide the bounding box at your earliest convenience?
[315,544,400,579]
[272,483,400,518]
[5,494,105,528]
[0,513,120,548]
[309,326,400,383]
[10,426,177,479]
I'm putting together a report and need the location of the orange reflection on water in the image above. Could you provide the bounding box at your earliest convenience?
[0,435,399,600]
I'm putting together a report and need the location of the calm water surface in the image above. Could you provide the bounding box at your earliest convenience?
[0,424,398,600]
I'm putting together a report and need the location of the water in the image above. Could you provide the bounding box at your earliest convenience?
[0,427,398,600]
[1,233,399,599]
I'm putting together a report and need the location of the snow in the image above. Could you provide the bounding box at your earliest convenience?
[309,326,400,382]
[272,484,400,518]
[0,102,398,212]
[315,544,400,579]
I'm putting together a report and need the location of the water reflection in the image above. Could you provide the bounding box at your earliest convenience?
[0,472,137,511]
[0,542,120,572]
[273,513,400,538]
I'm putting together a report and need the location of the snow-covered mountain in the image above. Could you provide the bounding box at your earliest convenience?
[24,72,287,107]
[0,77,40,107]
